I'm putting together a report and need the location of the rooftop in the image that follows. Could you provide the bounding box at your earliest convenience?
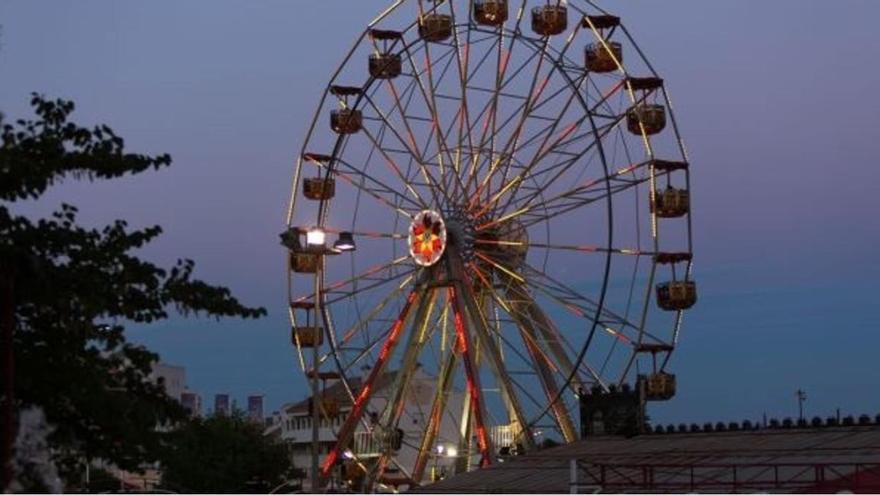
[415,424,880,493]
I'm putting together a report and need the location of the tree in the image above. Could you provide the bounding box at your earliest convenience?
[0,94,266,489]
[160,413,292,493]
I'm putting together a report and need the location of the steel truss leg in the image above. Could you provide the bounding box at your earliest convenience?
[455,368,474,475]
[412,344,458,484]
[450,256,536,452]
[447,282,494,470]
[320,287,423,478]
[505,283,580,443]
[369,287,439,487]
[508,281,589,392]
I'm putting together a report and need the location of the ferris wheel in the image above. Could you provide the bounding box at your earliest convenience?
[283,0,695,489]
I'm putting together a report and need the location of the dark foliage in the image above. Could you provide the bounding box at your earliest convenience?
[160,413,292,493]
[0,94,266,486]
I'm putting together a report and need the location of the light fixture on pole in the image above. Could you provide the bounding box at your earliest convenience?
[333,231,356,252]
[306,227,326,248]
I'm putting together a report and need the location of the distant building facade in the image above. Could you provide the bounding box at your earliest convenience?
[181,391,203,417]
[149,363,186,401]
[248,395,264,423]
[215,393,230,416]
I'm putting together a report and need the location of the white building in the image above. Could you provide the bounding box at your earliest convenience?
[149,362,186,401]
[269,369,467,487]
[181,391,202,418]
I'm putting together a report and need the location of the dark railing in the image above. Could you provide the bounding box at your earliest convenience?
[572,461,880,493]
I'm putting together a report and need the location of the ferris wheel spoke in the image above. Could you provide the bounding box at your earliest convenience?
[584,72,627,120]
[371,59,429,163]
[356,120,435,208]
[463,45,550,202]
[475,238,652,259]
[520,263,671,348]
[470,78,577,210]
[515,173,646,230]
[488,159,659,231]
[500,85,660,215]
[314,154,421,216]
[417,21,473,198]
[324,267,417,306]
[407,40,471,201]
[471,40,550,207]
[519,263,636,331]
[464,3,529,197]
[361,92,450,208]
[331,274,415,355]
[448,1,475,182]
[397,46,457,183]
[476,20,584,207]
[294,255,410,306]
[479,105,588,219]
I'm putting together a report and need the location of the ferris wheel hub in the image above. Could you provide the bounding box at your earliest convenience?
[443,208,477,263]
[408,210,448,267]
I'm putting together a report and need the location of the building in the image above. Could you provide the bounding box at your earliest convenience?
[149,362,203,418]
[415,419,880,493]
[248,395,264,423]
[181,391,202,417]
[149,363,186,401]
[268,369,465,486]
[214,393,230,416]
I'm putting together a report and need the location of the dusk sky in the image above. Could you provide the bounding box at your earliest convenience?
[2,1,879,425]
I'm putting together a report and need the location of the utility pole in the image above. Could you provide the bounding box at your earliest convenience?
[796,389,807,421]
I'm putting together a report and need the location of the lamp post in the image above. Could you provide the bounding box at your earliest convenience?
[306,227,325,492]
[282,225,356,491]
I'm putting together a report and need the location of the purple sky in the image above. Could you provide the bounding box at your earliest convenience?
[2,1,879,425]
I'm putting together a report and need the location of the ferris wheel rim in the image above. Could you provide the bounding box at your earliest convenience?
[285,0,695,483]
